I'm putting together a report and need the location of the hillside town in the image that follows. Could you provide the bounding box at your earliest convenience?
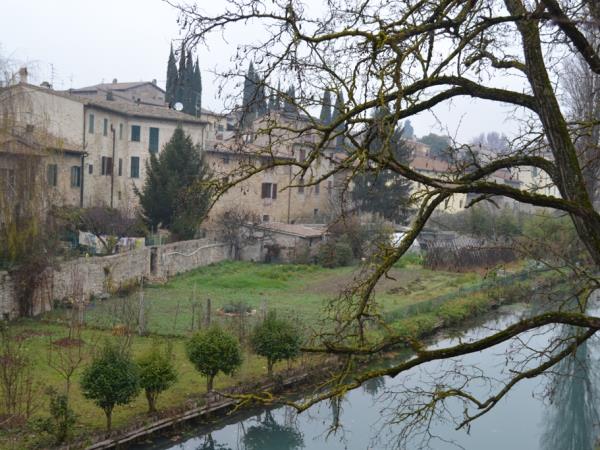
[1,1,599,449]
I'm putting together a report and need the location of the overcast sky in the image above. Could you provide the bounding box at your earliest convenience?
[1,0,526,142]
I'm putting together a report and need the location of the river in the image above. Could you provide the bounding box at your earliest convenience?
[139,303,600,450]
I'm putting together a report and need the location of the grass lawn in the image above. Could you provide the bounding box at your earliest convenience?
[49,260,481,336]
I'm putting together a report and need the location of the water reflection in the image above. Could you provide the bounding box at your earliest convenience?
[194,433,233,450]
[242,410,304,450]
[540,335,600,450]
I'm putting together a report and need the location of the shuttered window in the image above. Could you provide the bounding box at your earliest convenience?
[101,156,113,176]
[47,164,58,186]
[149,127,159,153]
[103,118,108,136]
[131,125,141,142]
[70,166,81,187]
[88,113,95,134]
[261,183,277,199]
[130,156,140,178]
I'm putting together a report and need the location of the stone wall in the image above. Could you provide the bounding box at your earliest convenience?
[154,239,230,279]
[0,238,231,320]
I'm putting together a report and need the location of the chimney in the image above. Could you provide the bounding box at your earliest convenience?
[152,79,157,85]
[106,91,114,101]
[18,67,28,84]
[112,78,118,84]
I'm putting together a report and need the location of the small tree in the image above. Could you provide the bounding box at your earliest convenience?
[186,326,242,392]
[34,388,77,446]
[80,344,140,431]
[250,312,301,377]
[137,342,178,413]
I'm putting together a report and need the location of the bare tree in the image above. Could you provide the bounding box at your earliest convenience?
[212,207,261,260]
[170,0,600,443]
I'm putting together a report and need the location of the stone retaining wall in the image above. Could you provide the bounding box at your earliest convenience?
[0,239,231,320]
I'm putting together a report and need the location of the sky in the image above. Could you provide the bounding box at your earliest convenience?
[1,0,526,142]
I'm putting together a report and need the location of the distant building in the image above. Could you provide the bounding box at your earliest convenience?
[67,79,167,106]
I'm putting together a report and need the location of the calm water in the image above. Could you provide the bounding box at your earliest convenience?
[143,304,600,450]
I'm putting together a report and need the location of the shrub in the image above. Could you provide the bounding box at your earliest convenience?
[186,326,242,392]
[250,312,302,377]
[32,388,77,445]
[80,344,140,431]
[318,239,353,268]
[137,343,178,413]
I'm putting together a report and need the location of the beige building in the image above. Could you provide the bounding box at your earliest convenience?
[0,81,213,213]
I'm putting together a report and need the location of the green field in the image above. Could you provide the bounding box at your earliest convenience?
[52,260,481,336]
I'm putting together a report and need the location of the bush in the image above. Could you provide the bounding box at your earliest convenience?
[318,239,354,268]
[186,326,242,392]
[137,343,178,413]
[32,388,77,445]
[222,302,252,314]
[250,312,302,377]
[80,344,140,431]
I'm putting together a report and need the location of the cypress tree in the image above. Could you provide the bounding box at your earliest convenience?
[283,85,297,114]
[319,89,332,124]
[165,44,178,106]
[183,51,195,115]
[193,58,202,116]
[241,63,257,128]
[332,92,345,151]
[174,43,186,108]
[255,76,267,117]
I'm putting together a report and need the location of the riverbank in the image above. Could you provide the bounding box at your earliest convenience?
[82,266,561,450]
[0,262,559,449]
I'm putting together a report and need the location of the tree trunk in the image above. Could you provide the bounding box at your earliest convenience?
[105,408,112,432]
[207,375,214,392]
[146,390,157,413]
[267,360,274,378]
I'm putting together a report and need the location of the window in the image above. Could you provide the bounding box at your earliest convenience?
[131,125,141,142]
[130,156,140,178]
[262,215,270,222]
[70,166,81,187]
[218,124,224,132]
[0,168,15,192]
[327,180,333,192]
[299,149,306,162]
[119,123,123,140]
[101,156,113,176]
[314,208,319,217]
[315,182,320,195]
[118,158,123,176]
[103,118,108,136]
[223,155,230,164]
[88,113,95,134]
[149,127,159,153]
[261,182,277,199]
[298,177,305,194]
[47,164,58,186]
[88,164,93,174]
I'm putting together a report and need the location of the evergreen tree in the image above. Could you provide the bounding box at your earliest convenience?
[165,44,178,106]
[183,51,195,115]
[136,127,213,239]
[402,119,415,139]
[331,92,345,151]
[319,89,332,124]
[283,85,297,114]
[255,76,267,117]
[351,107,411,223]
[241,63,257,128]
[174,44,187,109]
[193,58,202,116]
